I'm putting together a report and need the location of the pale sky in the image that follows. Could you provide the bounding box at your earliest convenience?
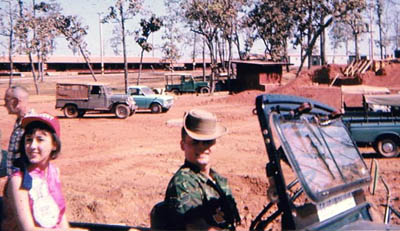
[0,0,387,60]
[56,0,167,58]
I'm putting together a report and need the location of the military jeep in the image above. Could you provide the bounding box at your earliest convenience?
[55,82,137,119]
[252,94,400,230]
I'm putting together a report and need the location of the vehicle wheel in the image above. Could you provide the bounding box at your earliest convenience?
[115,104,130,119]
[150,103,162,113]
[172,89,180,95]
[78,110,86,118]
[375,137,399,158]
[63,105,78,118]
[199,87,210,94]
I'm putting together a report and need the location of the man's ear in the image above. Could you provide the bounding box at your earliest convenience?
[11,98,18,108]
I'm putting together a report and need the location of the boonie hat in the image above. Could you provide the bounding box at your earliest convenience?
[21,113,61,138]
[183,109,227,140]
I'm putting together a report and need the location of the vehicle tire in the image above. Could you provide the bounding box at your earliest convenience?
[63,105,78,118]
[150,103,162,113]
[375,137,399,158]
[78,110,86,118]
[115,104,130,119]
[172,89,180,95]
[199,87,210,94]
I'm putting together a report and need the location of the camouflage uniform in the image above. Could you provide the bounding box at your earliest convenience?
[164,161,240,230]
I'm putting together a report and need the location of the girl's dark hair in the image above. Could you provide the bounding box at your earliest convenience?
[17,121,61,166]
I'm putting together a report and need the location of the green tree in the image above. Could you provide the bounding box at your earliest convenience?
[135,14,162,85]
[247,0,295,61]
[181,0,238,92]
[0,0,18,85]
[292,0,366,76]
[162,0,183,69]
[54,15,97,81]
[103,0,143,94]
[15,0,40,94]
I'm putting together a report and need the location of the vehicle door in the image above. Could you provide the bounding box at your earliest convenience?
[130,88,147,109]
[182,75,195,92]
[88,85,107,109]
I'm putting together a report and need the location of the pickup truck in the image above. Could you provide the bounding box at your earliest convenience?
[128,85,174,113]
[164,73,209,95]
[55,82,137,119]
[342,93,400,157]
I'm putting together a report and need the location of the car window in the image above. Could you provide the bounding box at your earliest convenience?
[131,89,140,95]
[141,87,153,95]
[90,86,101,94]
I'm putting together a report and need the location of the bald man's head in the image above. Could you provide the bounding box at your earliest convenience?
[4,86,29,118]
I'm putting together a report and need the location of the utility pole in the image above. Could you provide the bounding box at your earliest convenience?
[98,12,104,77]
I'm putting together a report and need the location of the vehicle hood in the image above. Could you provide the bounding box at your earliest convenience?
[147,94,173,100]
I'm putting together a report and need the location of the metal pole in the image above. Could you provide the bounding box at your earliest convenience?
[98,12,104,78]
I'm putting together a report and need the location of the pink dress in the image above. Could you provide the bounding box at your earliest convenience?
[2,163,66,230]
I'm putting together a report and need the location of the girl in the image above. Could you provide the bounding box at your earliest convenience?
[2,113,83,231]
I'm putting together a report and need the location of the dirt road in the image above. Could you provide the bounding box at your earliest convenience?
[1,65,400,230]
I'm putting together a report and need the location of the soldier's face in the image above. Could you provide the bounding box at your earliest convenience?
[181,135,216,170]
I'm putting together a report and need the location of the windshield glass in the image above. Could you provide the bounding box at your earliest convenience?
[274,114,370,202]
[141,87,154,95]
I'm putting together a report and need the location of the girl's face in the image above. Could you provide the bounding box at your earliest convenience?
[24,129,56,168]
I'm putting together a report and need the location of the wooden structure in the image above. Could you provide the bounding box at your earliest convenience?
[342,59,372,77]
[232,60,290,92]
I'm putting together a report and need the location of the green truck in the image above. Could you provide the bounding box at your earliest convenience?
[342,93,400,158]
[164,73,210,95]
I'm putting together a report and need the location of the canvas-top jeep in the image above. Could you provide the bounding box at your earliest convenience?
[55,82,137,119]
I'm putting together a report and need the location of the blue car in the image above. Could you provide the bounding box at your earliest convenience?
[128,85,174,113]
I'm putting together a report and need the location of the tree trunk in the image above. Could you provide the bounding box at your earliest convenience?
[202,39,206,81]
[354,33,359,60]
[320,16,326,65]
[28,52,39,94]
[137,49,145,85]
[8,10,14,86]
[296,17,333,77]
[120,5,128,94]
[78,45,97,82]
[206,38,216,94]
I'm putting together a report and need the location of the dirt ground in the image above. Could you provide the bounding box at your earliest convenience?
[1,62,400,230]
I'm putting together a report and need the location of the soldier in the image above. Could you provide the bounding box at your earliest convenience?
[163,109,241,230]
[3,85,32,176]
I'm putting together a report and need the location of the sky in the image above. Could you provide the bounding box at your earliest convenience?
[0,0,393,60]
[0,0,268,60]
[56,0,168,58]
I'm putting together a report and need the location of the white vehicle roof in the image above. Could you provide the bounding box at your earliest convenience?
[341,85,390,94]
[364,94,400,106]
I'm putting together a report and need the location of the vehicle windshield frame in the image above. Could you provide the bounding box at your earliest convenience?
[272,113,371,202]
